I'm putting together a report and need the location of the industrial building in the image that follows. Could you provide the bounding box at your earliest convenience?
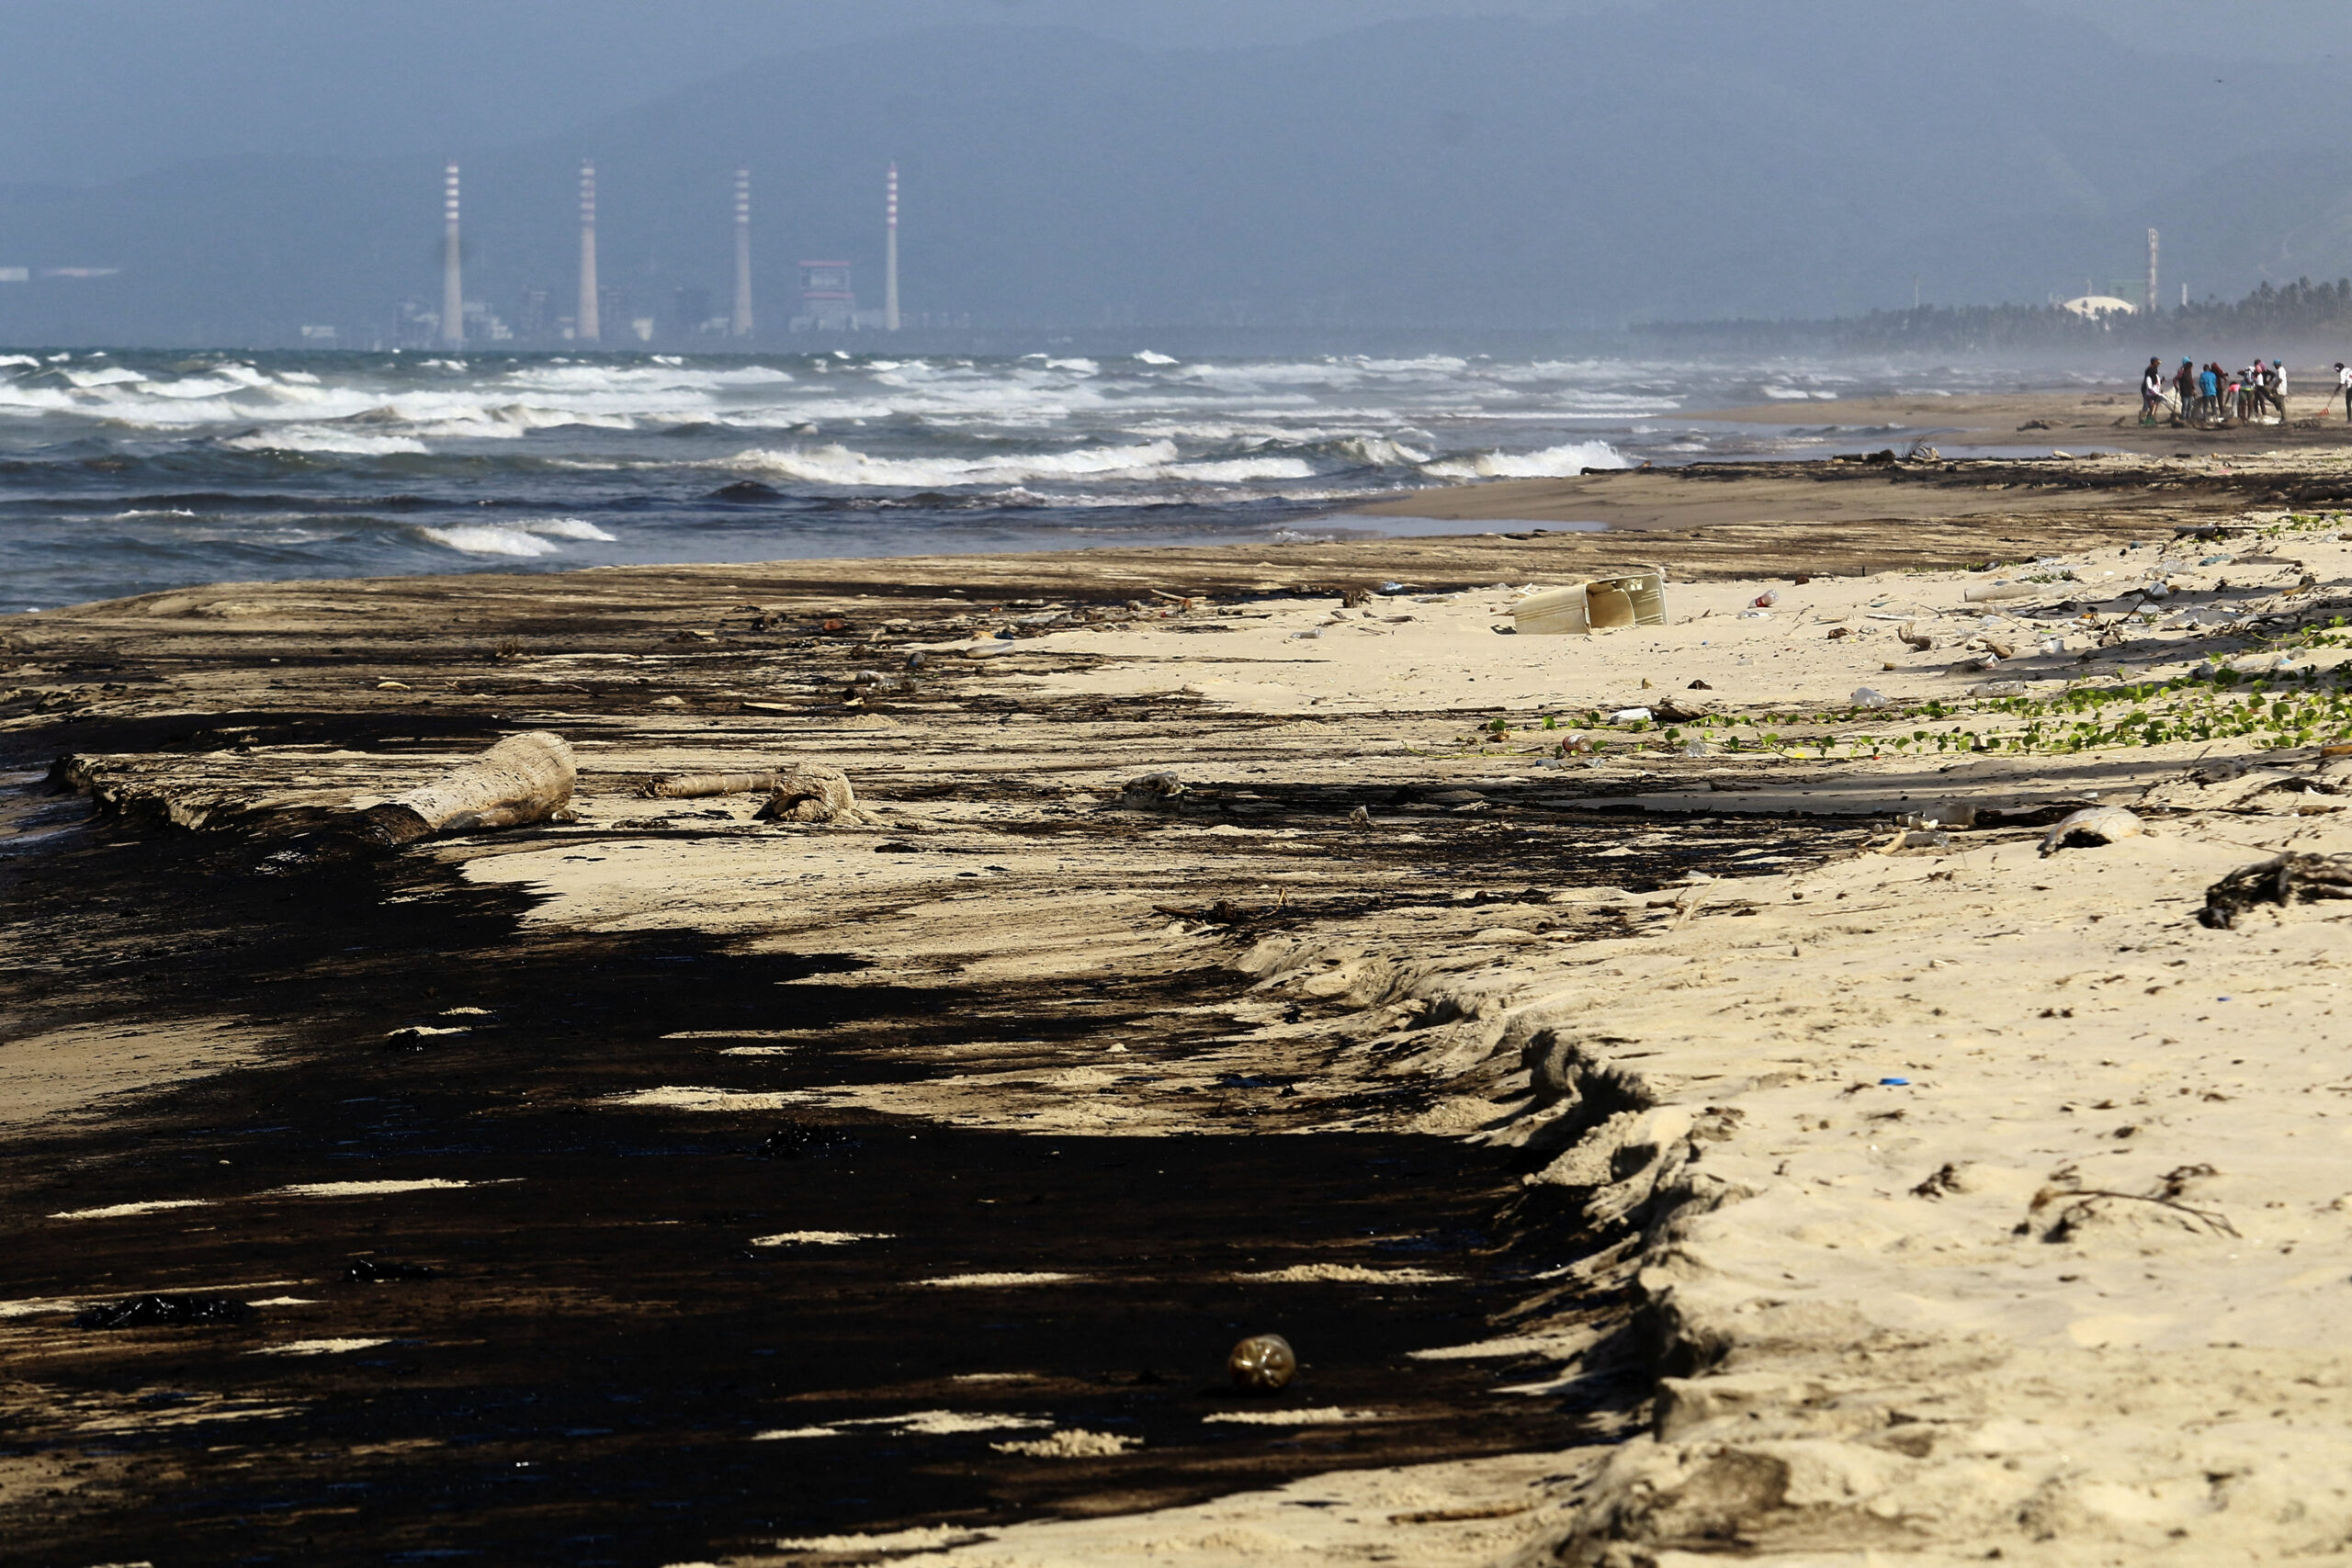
[401,161,906,347]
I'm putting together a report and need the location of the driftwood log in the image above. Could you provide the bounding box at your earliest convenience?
[358,731,576,847]
[642,771,783,800]
[752,762,882,826]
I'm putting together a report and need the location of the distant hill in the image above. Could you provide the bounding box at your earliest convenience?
[4,1,2350,346]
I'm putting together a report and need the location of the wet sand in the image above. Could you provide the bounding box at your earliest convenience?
[8,453,2352,1564]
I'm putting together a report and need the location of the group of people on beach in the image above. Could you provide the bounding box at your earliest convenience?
[2138,356,2303,428]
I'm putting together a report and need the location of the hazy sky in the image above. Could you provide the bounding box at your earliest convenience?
[4,0,2347,186]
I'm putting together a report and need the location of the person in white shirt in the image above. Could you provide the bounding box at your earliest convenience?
[2336,362,2352,421]
[2268,360,2289,421]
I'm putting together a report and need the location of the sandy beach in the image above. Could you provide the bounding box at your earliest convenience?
[9,448,2352,1564]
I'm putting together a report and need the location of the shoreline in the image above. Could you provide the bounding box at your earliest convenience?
[8,449,2352,1562]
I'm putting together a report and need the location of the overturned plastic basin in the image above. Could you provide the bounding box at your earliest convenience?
[1512,567,1668,634]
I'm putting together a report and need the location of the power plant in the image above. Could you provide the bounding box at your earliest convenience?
[416,159,932,346]
[441,163,463,348]
[577,161,601,344]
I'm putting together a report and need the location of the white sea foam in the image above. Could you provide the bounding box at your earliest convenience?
[1329,434,1431,467]
[416,518,616,557]
[223,427,429,456]
[1421,440,1629,479]
[721,440,1181,487]
[1172,457,1319,482]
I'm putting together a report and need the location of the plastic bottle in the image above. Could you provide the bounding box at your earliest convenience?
[1227,1334,1296,1393]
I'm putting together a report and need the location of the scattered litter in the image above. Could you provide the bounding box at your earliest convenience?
[1610,707,1653,725]
[2198,852,2352,930]
[750,1231,891,1247]
[2039,806,2146,856]
[1877,829,1951,852]
[1227,1333,1297,1392]
[1849,687,1888,709]
[1964,581,2043,604]
[1897,800,1976,830]
[989,1429,1143,1458]
[1290,627,1325,639]
[918,1273,1077,1288]
[77,1294,253,1329]
[345,1258,436,1283]
[1898,621,1934,652]
[249,1337,394,1357]
[1969,680,2031,697]
[1879,1077,1912,1087]
[1204,1407,1378,1427]
[1750,590,1779,608]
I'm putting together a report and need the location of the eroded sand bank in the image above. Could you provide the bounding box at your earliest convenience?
[7,456,2352,1564]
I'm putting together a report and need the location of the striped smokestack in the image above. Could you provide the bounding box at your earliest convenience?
[441,163,464,348]
[731,168,753,338]
[577,160,601,344]
[884,164,901,333]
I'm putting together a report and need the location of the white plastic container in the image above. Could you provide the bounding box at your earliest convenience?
[1511,566,1668,635]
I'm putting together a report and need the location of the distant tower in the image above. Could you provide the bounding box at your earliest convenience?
[441,163,464,348]
[578,160,602,344]
[731,168,754,338]
[2146,228,2160,316]
[885,164,901,333]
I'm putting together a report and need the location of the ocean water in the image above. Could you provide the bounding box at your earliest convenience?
[0,347,2067,611]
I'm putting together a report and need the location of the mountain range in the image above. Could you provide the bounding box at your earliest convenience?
[5,1,2350,345]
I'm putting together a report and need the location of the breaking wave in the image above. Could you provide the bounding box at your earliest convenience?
[719,440,1183,487]
[0,344,2041,608]
[1419,440,1630,479]
[223,427,430,457]
[414,518,617,558]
